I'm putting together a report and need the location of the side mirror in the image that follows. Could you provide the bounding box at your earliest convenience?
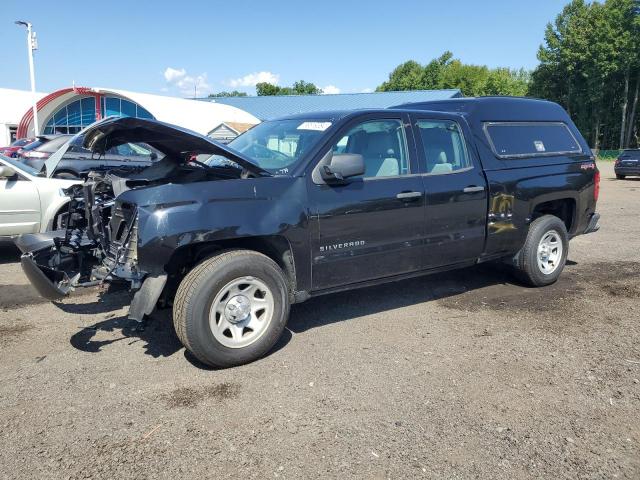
[0,165,16,179]
[320,153,365,183]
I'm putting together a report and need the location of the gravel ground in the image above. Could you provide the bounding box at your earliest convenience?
[0,162,638,479]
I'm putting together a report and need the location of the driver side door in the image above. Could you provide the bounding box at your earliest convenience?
[308,114,426,291]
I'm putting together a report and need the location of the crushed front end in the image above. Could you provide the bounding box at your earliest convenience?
[16,171,156,319]
[16,116,270,321]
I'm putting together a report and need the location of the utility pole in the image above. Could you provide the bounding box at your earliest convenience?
[15,21,39,136]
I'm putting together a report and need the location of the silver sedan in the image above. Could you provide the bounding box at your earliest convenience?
[0,155,80,239]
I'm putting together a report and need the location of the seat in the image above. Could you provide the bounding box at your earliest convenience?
[362,132,400,177]
[430,151,453,174]
[421,127,456,173]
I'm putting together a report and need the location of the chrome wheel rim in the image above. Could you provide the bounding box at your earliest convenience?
[537,230,563,275]
[209,276,274,349]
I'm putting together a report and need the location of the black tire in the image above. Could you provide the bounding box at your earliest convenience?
[513,215,569,287]
[173,250,290,368]
[616,174,625,180]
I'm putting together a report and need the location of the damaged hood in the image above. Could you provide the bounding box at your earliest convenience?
[44,116,269,177]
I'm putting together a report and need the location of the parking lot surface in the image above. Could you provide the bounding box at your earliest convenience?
[0,162,638,479]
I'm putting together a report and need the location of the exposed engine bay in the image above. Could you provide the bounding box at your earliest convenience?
[21,160,244,295]
[16,116,270,320]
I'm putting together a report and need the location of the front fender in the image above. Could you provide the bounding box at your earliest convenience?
[120,177,310,285]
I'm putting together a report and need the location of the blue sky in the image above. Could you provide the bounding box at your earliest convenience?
[1,0,567,97]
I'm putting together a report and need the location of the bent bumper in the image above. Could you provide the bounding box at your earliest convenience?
[583,212,600,234]
[18,234,167,321]
[20,254,70,301]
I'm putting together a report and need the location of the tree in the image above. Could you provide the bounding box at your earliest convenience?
[208,91,247,97]
[256,80,323,96]
[255,82,284,96]
[376,52,531,97]
[291,80,323,95]
[376,60,427,92]
[529,0,640,149]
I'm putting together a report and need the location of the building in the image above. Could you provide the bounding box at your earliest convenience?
[0,88,47,145]
[1,86,260,146]
[208,122,255,143]
[205,89,462,121]
[2,86,462,146]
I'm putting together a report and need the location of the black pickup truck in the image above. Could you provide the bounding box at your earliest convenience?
[16,97,600,368]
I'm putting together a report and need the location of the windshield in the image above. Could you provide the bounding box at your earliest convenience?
[0,155,41,176]
[208,119,331,174]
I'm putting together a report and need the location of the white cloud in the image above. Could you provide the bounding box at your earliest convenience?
[360,87,374,93]
[321,85,341,95]
[163,67,211,97]
[228,71,280,88]
[164,67,186,83]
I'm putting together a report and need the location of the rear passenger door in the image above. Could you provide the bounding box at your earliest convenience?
[411,114,488,268]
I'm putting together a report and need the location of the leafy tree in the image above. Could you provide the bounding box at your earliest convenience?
[255,82,284,96]
[487,68,530,97]
[422,52,454,89]
[376,52,530,97]
[377,60,427,92]
[208,91,247,97]
[530,0,640,149]
[256,80,323,96]
[291,80,323,95]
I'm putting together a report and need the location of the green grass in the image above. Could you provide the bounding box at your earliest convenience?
[596,150,621,161]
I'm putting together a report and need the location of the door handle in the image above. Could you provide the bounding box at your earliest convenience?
[396,191,423,200]
[463,186,485,193]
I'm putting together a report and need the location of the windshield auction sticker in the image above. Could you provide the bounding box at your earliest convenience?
[297,122,332,131]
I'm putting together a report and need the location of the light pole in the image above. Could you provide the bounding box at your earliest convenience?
[15,20,39,136]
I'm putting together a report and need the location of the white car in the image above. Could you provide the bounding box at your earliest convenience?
[0,155,80,239]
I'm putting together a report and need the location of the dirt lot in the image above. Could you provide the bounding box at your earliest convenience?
[0,162,638,479]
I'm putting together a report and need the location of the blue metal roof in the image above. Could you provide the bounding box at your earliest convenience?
[201,89,462,120]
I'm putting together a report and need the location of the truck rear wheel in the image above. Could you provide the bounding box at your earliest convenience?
[173,250,290,368]
[616,174,625,180]
[513,215,569,287]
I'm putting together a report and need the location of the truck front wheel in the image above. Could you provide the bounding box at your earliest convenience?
[513,215,569,287]
[173,250,290,368]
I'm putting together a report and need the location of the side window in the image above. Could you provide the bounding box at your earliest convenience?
[107,143,151,157]
[67,145,91,154]
[330,119,409,178]
[127,143,152,156]
[416,120,471,174]
[114,144,136,156]
[484,122,582,158]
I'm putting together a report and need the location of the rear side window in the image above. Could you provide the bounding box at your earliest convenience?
[485,122,582,158]
[416,120,471,174]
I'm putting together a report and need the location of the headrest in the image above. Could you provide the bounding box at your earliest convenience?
[365,132,396,158]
